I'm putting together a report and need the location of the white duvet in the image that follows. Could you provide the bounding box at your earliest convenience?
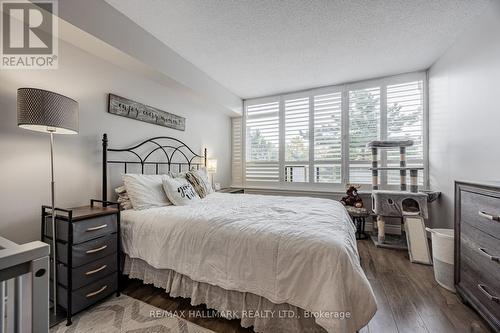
[121,193,377,332]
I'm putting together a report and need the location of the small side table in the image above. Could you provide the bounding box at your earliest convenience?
[345,206,370,240]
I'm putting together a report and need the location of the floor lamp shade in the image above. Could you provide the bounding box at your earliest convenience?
[17,88,79,134]
[17,87,79,318]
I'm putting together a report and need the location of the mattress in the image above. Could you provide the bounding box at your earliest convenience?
[121,193,377,333]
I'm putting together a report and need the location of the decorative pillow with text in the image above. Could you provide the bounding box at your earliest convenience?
[162,176,201,206]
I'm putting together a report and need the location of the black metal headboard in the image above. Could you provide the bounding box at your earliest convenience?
[102,133,207,202]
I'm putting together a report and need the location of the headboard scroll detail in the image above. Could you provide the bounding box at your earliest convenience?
[102,133,207,202]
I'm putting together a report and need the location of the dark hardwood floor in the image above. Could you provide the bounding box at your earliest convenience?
[123,239,492,333]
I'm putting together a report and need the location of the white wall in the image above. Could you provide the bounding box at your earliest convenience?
[428,0,500,228]
[0,40,232,243]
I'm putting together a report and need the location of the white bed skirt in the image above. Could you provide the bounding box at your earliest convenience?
[123,255,327,333]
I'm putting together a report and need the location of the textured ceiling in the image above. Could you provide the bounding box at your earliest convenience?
[105,0,489,99]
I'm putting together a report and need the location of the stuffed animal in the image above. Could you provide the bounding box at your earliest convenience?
[341,185,364,208]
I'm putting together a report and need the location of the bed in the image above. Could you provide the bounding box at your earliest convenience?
[101,134,377,333]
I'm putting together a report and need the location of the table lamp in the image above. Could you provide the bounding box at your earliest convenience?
[17,88,79,314]
[207,158,217,189]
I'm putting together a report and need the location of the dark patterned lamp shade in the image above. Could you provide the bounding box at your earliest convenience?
[17,88,79,134]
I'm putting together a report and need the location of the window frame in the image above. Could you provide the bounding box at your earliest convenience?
[241,71,428,192]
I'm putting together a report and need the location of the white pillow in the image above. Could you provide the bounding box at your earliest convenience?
[122,174,172,210]
[168,171,187,179]
[162,176,200,206]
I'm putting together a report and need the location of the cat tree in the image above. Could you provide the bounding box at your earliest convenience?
[368,140,427,251]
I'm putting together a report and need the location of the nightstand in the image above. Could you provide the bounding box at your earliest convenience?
[216,187,244,194]
[41,199,120,326]
[345,206,370,240]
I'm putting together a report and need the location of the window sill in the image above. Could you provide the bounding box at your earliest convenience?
[242,186,371,197]
[241,185,431,197]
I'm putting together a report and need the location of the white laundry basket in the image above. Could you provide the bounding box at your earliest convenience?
[426,228,455,292]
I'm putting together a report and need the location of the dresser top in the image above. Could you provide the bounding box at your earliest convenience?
[456,180,500,190]
[66,205,119,221]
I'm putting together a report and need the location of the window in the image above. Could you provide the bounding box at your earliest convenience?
[240,73,427,190]
[349,87,380,184]
[314,92,342,183]
[386,81,424,185]
[245,101,280,182]
[284,97,310,182]
[231,117,243,186]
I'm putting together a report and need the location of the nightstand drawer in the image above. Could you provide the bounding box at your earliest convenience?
[55,234,117,267]
[57,273,117,315]
[45,214,117,244]
[57,255,117,290]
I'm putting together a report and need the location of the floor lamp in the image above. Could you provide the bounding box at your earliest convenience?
[17,88,79,315]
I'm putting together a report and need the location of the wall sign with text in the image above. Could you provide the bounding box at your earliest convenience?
[108,94,186,131]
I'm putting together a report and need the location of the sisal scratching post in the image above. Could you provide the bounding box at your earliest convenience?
[410,169,418,193]
[371,148,378,190]
[400,146,407,191]
[377,216,385,243]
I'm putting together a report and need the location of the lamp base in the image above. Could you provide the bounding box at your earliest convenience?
[49,132,58,315]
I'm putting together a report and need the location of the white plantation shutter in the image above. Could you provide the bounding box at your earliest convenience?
[285,97,309,162]
[349,87,381,183]
[242,73,427,189]
[245,101,280,182]
[386,80,424,185]
[313,92,342,183]
[284,97,310,182]
[231,117,243,186]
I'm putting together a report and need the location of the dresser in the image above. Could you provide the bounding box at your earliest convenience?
[455,181,500,332]
[42,199,120,326]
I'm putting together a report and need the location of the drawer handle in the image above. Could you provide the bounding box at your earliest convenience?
[85,265,107,276]
[477,284,500,302]
[479,248,500,262]
[86,224,108,232]
[85,245,107,254]
[85,285,107,298]
[478,211,500,221]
